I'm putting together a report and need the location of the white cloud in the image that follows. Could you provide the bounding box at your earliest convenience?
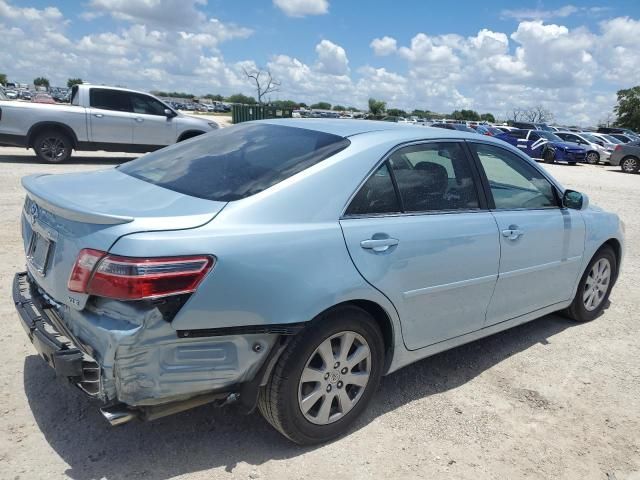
[0,0,636,126]
[273,0,329,17]
[370,36,397,56]
[501,5,579,21]
[314,39,349,75]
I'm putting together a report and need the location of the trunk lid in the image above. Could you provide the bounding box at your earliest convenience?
[21,168,226,310]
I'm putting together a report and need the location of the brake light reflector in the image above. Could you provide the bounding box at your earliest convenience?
[68,250,214,300]
[615,145,622,151]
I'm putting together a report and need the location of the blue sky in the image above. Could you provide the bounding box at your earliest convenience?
[2,0,640,124]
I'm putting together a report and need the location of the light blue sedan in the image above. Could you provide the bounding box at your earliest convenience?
[13,119,624,444]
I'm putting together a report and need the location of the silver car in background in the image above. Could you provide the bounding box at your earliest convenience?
[14,120,623,444]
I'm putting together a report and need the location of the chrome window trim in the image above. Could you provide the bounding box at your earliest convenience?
[340,138,485,220]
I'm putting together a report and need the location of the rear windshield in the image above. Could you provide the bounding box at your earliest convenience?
[119,123,350,201]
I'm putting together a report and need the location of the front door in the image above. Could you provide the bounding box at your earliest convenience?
[340,141,500,350]
[130,93,176,146]
[468,142,586,325]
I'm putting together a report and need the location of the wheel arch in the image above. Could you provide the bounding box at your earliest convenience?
[177,130,205,142]
[27,122,78,148]
[601,238,622,284]
[311,299,396,374]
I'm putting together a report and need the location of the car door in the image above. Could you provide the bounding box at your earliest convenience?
[340,141,500,350]
[130,93,176,146]
[468,142,586,325]
[87,88,134,145]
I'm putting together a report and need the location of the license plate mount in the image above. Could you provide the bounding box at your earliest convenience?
[27,230,52,275]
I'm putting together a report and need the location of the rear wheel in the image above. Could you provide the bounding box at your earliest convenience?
[585,151,600,165]
[564,246,617,322]
[543,148,555,164]
[258,305,384,445]
[33,130,73,163]
[620,156,639,174]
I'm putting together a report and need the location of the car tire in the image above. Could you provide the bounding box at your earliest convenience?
[586,151,600,165]
[543,148,555,164]
[33,130,73,163]
[620,156,640,174]
[564,246,617,322]
[258,305,384,445]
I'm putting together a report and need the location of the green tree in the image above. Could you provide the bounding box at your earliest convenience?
[368,98,386,116]
[332,104,346,111]
[33,77,50,89]
[614,86,640,132]
[480,113,496,123]
[204,94,224,101]
[270,99,299,109]
[0,73,7,85]
[298,102,308,109]
[67,78,83,88]
[226,93,257,104]
[310,101,332,110]
[387,108,407,117]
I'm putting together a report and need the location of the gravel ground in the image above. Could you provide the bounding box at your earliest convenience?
[0,147,638,480]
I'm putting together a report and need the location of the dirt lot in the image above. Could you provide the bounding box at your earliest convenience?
[0,147,638,480]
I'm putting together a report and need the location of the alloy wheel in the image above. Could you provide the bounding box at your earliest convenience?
[586,152,599,164]
[621,157,638,173]
[40,137,66,161]
[583,258,611,311]
[297,331,371,425]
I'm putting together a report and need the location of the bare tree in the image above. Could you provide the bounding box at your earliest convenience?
[510,105,554,123]
[243,67,281,105]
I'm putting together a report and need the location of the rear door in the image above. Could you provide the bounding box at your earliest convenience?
[130,93,176,146]
[340,141,500,350]
[468,142,585,325]
[87,88,134,144]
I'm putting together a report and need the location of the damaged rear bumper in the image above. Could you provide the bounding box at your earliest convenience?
[13,271,290,423]
[13,272,101,396]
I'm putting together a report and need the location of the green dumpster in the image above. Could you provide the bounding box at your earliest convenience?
[232,104,293,124]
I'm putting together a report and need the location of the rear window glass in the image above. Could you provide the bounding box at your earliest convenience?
[119,123,350,201]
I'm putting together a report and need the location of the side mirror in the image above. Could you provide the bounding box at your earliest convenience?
[563,189,589,210]
[164,108,176,118]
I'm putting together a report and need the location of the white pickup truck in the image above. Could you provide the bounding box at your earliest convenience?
[0,84,219,163]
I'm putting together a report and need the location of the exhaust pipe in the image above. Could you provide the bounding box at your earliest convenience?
[100,404,138,426]
[99,392,233,426]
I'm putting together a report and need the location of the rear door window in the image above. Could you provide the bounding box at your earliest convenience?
[389,142,480,212]
[90,89,132,112]
[120,123,350,201]
[345,163,400,215]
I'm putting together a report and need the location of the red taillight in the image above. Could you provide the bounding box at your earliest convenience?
[68,249,106,293]
[615,145,622,151]
[68,249,214,300]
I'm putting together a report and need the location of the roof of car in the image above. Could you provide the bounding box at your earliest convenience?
[259,118,486,141]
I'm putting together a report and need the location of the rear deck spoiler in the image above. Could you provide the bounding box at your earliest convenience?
[22,174,134,225]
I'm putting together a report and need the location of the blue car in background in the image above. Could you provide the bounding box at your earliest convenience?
[496,129,587,164]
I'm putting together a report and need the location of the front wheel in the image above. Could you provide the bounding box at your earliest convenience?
[543,148,555,164]
[620,156,639,174]
[585,151,600,165]
[564,246,617,322]
[258,305,384,445]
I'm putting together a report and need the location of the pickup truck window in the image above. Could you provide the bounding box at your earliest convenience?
[131,93,167,116]
[90,89,132,112]
[71,86,80,106]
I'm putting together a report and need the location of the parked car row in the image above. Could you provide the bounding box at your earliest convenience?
[164,100,231,113]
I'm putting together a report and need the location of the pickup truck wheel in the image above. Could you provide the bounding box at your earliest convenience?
[620,156,639,174]
[564,246,616,322]
[33,130,72,163]
[258,305,384,445]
